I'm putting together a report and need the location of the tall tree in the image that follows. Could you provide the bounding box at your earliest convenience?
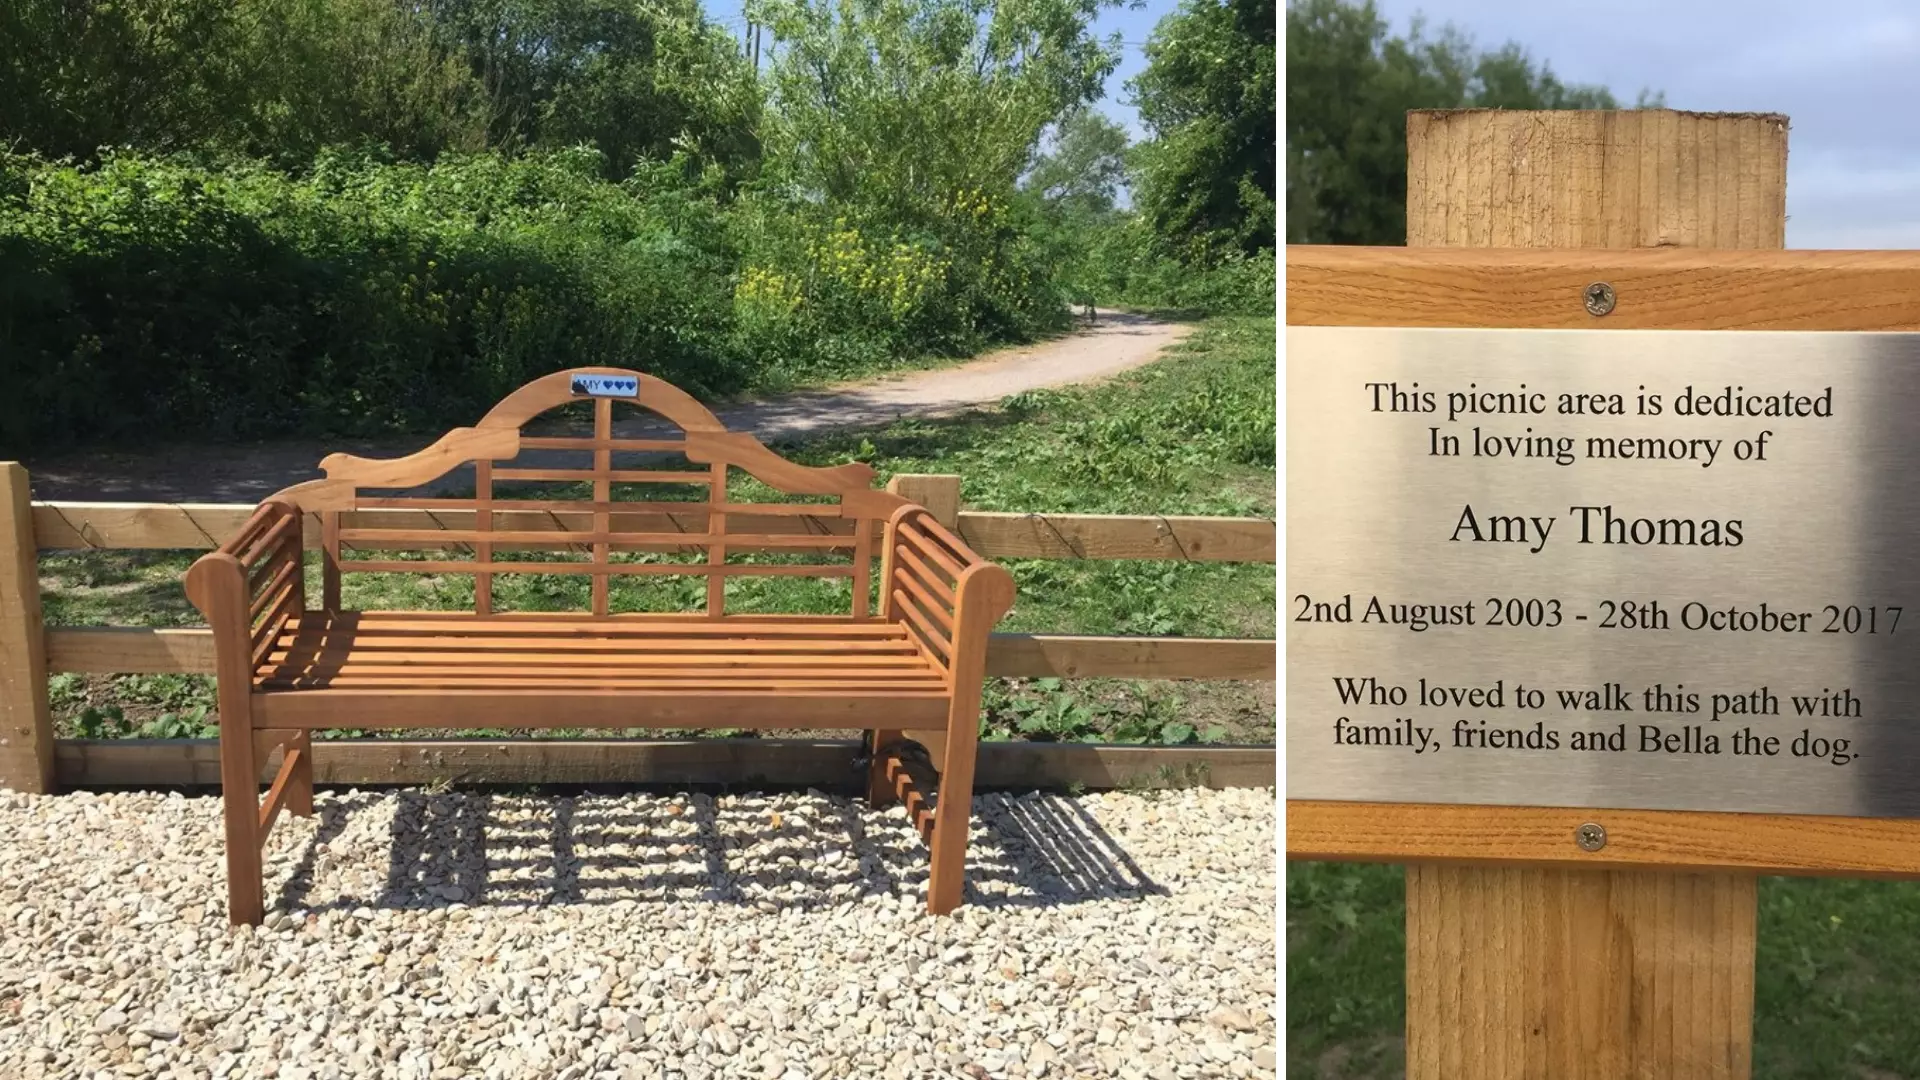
[1027,108,1131,214]
[1128,0,1276,263]
[422,0,760,180]
[1285,0,1659,244]
[748,0,1123,224]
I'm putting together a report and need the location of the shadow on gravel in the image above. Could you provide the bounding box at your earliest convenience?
[275,790,1164,915]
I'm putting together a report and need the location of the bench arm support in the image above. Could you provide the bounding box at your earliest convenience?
[880,505,1014,681]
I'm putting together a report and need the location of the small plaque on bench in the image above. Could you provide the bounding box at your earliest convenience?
[571,374,639,398]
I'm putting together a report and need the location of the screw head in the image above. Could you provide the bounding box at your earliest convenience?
[1576,822,1608,852]
[1584,282,1617,317]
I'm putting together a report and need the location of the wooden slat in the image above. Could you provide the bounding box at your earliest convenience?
[257,747,303,836]
[335,560,852,578]
[891,588,955,667]
[258,673,949,691]
[898,531,964,583]
[592,397,612,617]
[493,468,712,484]
[301,613,910,632]
[474,460,493,616]
[53,737,1277,789]
[254,690,951,730]
[893,557,956,630]
[265,635,922,656]
[45,627,1278,679]
[1286,246,1920,331]
[957,512,1277,562]
[707,461,727,617]
[519,437,686,451]
[262,653,936,671]
[235,512,296,569]
[1288,800,1920,877]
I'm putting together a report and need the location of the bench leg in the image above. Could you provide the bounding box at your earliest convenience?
[287,731,314,818]
[221,722,265,927]
[867,728,903,808]
[927,705,981,915]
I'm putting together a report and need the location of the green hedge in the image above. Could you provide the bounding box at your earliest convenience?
[0,148,1069,451]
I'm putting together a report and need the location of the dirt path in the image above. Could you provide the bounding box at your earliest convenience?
[23,311,1191,503]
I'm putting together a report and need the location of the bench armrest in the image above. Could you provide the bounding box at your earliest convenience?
[184,499,306,683]
[881,506,1015,680]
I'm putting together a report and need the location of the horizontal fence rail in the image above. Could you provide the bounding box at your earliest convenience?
[31,503,1277,563]
[5,476,1276,793]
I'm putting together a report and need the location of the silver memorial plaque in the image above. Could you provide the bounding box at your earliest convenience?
[1286,327,1920,817]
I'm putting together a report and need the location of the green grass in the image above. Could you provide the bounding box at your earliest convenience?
[37,316,1277,743]
[1287,863,1920,1079]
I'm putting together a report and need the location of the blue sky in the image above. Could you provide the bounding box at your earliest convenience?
[1368,0,1920,248]
[694,0,1184,140]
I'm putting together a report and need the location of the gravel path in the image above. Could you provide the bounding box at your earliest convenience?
[0,786,1274,1080]
[22,312,1191,504]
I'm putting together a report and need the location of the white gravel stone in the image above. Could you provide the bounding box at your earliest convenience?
[0,787,1274,1079]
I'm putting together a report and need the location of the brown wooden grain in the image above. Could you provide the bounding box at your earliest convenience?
[1387,108,1777,1080]
[927,557,1016,914]
[0,463,54,793]
[1286,246,1920,331]
[254,690,952,730]
[1288,801,1920,877]
[887,474,961,530]
[182,551,264,926]
[1405,110,1787,249]
[45,626,1276,679]
[957,512,1276,562]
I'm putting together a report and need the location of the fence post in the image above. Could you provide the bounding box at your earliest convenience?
[0,463,55,794]
[885,473,961,530]
[1400,109,1785,1079]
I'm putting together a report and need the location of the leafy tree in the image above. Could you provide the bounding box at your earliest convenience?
[1022,108,1131,312]
[1027,108,1131,214]
[1285,0,1661,244]
[1129,0,1276,263]
[0,0,252,158]
[749,0,1123,223]
[421,0,760,180]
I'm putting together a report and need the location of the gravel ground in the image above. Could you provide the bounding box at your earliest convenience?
[0,786,1274,1080]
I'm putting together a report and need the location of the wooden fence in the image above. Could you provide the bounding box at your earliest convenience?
[0,469,1276,793]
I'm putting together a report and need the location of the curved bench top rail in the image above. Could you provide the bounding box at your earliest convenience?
[264,368,907,514]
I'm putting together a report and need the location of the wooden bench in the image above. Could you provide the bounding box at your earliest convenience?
[184,367,1015,925]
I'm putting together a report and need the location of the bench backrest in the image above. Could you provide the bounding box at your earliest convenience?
[268,367,911,618]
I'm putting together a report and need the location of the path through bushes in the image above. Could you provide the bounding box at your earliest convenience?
[23,311,1189,503]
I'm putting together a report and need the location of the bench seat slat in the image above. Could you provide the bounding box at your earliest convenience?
[251,611,951,701]
[283,613,905,633]
[253,689,951,729]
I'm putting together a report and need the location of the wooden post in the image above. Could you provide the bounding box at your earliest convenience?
[1399,109,1788,1079]
[885,474,961,530]
[0,463,55,794]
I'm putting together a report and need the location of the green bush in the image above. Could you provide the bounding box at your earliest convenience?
[0,147,1070,452]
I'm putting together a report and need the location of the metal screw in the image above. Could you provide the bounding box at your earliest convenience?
[1575,822,1607,852]
[1584,282,1617,317]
